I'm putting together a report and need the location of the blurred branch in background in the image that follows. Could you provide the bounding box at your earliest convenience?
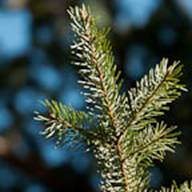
[0,134,94,191]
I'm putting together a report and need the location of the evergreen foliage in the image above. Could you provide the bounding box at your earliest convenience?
[34,4,191,192]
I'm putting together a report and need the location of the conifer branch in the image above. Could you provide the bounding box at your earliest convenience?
[68,5,132,191]
[128,58,186,129]
[34,4,190,192]
[34,100,99,146]
[123,122,179,163]
[119,59,186,143]
[68,5,128,137]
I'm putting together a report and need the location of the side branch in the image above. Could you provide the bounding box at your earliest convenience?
[125,123,179,161]
[119,59,186,143]
[34,100,99,145]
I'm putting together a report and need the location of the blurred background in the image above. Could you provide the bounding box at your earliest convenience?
[0,0,192,191]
